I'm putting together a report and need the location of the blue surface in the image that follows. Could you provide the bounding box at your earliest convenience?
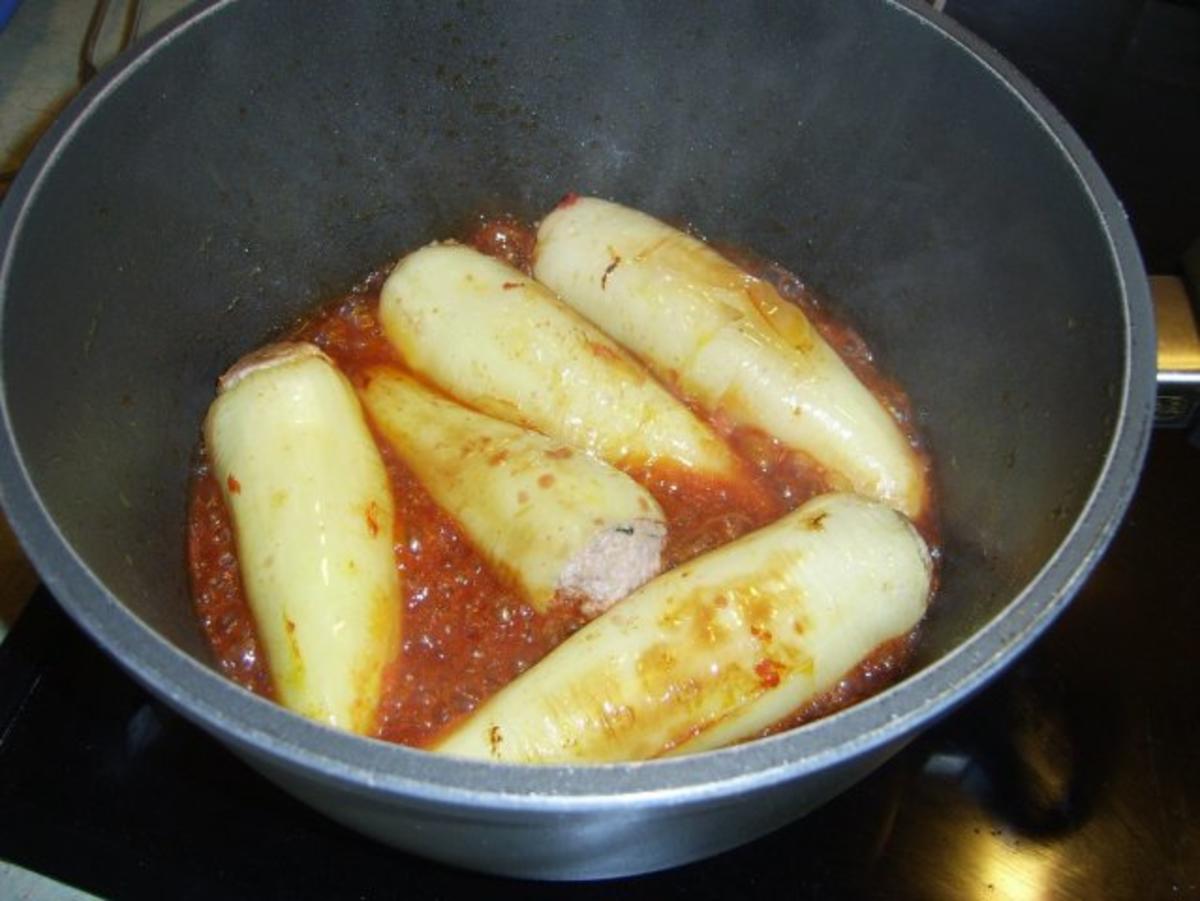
[0,0,22,33]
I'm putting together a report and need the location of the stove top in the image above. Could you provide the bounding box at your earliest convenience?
[1,1,1198,897]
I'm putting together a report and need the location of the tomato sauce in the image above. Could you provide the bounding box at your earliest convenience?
[186,214,938,750]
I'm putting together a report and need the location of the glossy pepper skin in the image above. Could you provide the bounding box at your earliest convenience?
[205,343,402,735]
[534,197,928,519]
[435,493,932,764]
[360,367,665,614]
[378,242,742,479]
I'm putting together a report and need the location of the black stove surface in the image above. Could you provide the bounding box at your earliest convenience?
[2,2,1199,897]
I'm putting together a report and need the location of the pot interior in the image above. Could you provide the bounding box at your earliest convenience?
[0,1,1138,733]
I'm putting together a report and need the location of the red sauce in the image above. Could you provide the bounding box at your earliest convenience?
[632,461,780,568]
[373,455,588,746]
[753,631,921,740]
[188,456,271,699]
[185,214,939,750]
[466,215,536,273]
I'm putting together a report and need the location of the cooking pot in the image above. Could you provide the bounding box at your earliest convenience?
[0,0,1154,879]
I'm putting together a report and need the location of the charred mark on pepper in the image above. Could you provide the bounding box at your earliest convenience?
[601,254,621,290]
[586,340,620,362]
[226,474,242,494]
[691,603,728,647]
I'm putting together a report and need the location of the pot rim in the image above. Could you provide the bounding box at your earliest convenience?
[0,0,1155,813]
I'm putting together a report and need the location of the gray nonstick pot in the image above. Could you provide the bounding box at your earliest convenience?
[0,0,1154,879]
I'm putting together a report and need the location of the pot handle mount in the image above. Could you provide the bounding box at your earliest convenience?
[1153,238,1200,436]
